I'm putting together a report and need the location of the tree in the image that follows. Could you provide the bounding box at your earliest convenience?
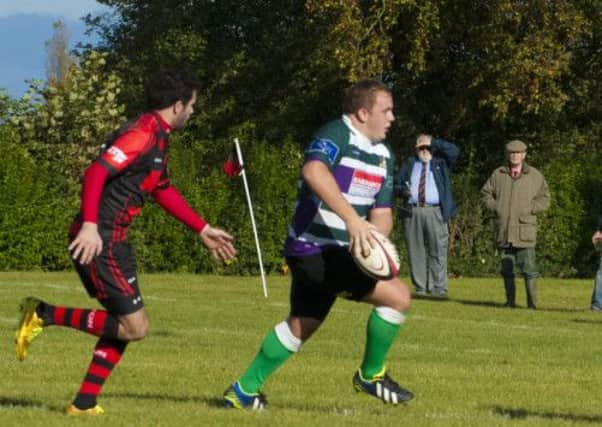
[12,51,126,186]
[46,20,75,87]
[38,0,602,276]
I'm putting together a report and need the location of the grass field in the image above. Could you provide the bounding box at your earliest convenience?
[1,271,602,426]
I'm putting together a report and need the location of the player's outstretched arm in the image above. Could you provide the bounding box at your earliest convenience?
[200,226,236,261]
[152,185,236,261]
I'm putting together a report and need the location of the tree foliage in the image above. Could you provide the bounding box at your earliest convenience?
[10,51,126,186]
[0,1,600,276]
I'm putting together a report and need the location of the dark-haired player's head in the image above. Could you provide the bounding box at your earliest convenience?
[145,70,202,130]
[145,70,201,110]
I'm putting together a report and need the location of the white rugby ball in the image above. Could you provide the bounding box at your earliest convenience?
[353,229,400,280]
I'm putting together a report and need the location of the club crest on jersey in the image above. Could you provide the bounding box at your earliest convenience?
[379,156,387,169]
[107,146,127,164]
[307,138,340,165]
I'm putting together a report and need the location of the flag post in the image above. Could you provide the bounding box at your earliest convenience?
[234,138,268,298]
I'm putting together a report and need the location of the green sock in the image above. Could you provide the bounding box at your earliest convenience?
[360,308,403,379]
[238,328,295,393]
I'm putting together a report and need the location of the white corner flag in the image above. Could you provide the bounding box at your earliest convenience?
[224,138,268,298]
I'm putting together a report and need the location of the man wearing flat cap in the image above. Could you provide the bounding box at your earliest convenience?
[481,140,550,309]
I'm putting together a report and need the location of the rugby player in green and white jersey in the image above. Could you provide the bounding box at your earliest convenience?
[224,80,413,409]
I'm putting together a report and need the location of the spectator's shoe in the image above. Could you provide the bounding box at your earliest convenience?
[431,291,449,300]
[65,404,104,416]
[223,382,267,410]
[503,301,517,308]
[15,297,45,361]
[353,369,414,404]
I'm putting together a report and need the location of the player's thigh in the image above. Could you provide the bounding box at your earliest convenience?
[363,278,411,312]
[92,241,144,316]
[288,254,336,321]
[322,248,378,300]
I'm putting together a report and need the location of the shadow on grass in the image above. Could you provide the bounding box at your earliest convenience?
[106,392,369,414]
[572,318,602,324]
[105,392,222,407]
[454,298,587,313]
[413,294,451,302]
[492,405,602,423]
[452,298,504,308]
[534,307,589,313]
[0,396,62,413]
[150,329,177,337]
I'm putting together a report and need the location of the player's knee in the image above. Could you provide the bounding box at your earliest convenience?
[389,281,411,312]
[121,319,149,341]
[390,297,411,312]
[394,294,412,312]
[134,324,149,340]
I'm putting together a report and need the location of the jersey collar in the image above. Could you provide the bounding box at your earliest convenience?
[342,115,373,146]
[151,111,172,134]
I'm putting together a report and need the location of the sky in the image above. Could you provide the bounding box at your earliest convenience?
[0,0,111,98]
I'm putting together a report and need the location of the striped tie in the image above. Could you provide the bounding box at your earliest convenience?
[418,162,427,206]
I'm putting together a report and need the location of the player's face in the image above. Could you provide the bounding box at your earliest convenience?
[172,90,198,130]
[363,91,395,142]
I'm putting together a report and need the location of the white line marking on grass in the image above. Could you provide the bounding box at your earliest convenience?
[425,412,479,421]
[44,284,85,292]
[199,326,249,336]
[3,281,176,302]
[3,281,85,293]
[0,316,17,324]
[144,295,177,302]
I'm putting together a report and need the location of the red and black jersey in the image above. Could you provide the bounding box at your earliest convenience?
[74,112,172,239]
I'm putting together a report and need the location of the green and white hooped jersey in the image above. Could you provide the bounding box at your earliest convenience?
[284,115,394,257]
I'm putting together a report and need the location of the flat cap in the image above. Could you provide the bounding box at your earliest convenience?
[506,140,527,152]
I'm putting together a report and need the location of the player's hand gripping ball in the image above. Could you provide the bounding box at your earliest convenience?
[353,229,401,280]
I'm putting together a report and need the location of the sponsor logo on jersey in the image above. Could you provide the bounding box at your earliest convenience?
[154,157,162,164]
[349,170,384,198]
[307,138,340,165]
[107,146,128,164]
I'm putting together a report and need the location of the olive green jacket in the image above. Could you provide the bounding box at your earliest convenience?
[481,163,550,248]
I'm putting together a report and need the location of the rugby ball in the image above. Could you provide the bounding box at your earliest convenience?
[353,229,400,280]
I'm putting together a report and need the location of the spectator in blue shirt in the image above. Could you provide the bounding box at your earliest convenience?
[396,135,460,297]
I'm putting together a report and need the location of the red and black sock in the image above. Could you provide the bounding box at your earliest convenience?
[72,337,128,410]
[37,302,119,338]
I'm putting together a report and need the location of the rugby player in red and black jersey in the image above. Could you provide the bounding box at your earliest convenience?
[15,70,236,416]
